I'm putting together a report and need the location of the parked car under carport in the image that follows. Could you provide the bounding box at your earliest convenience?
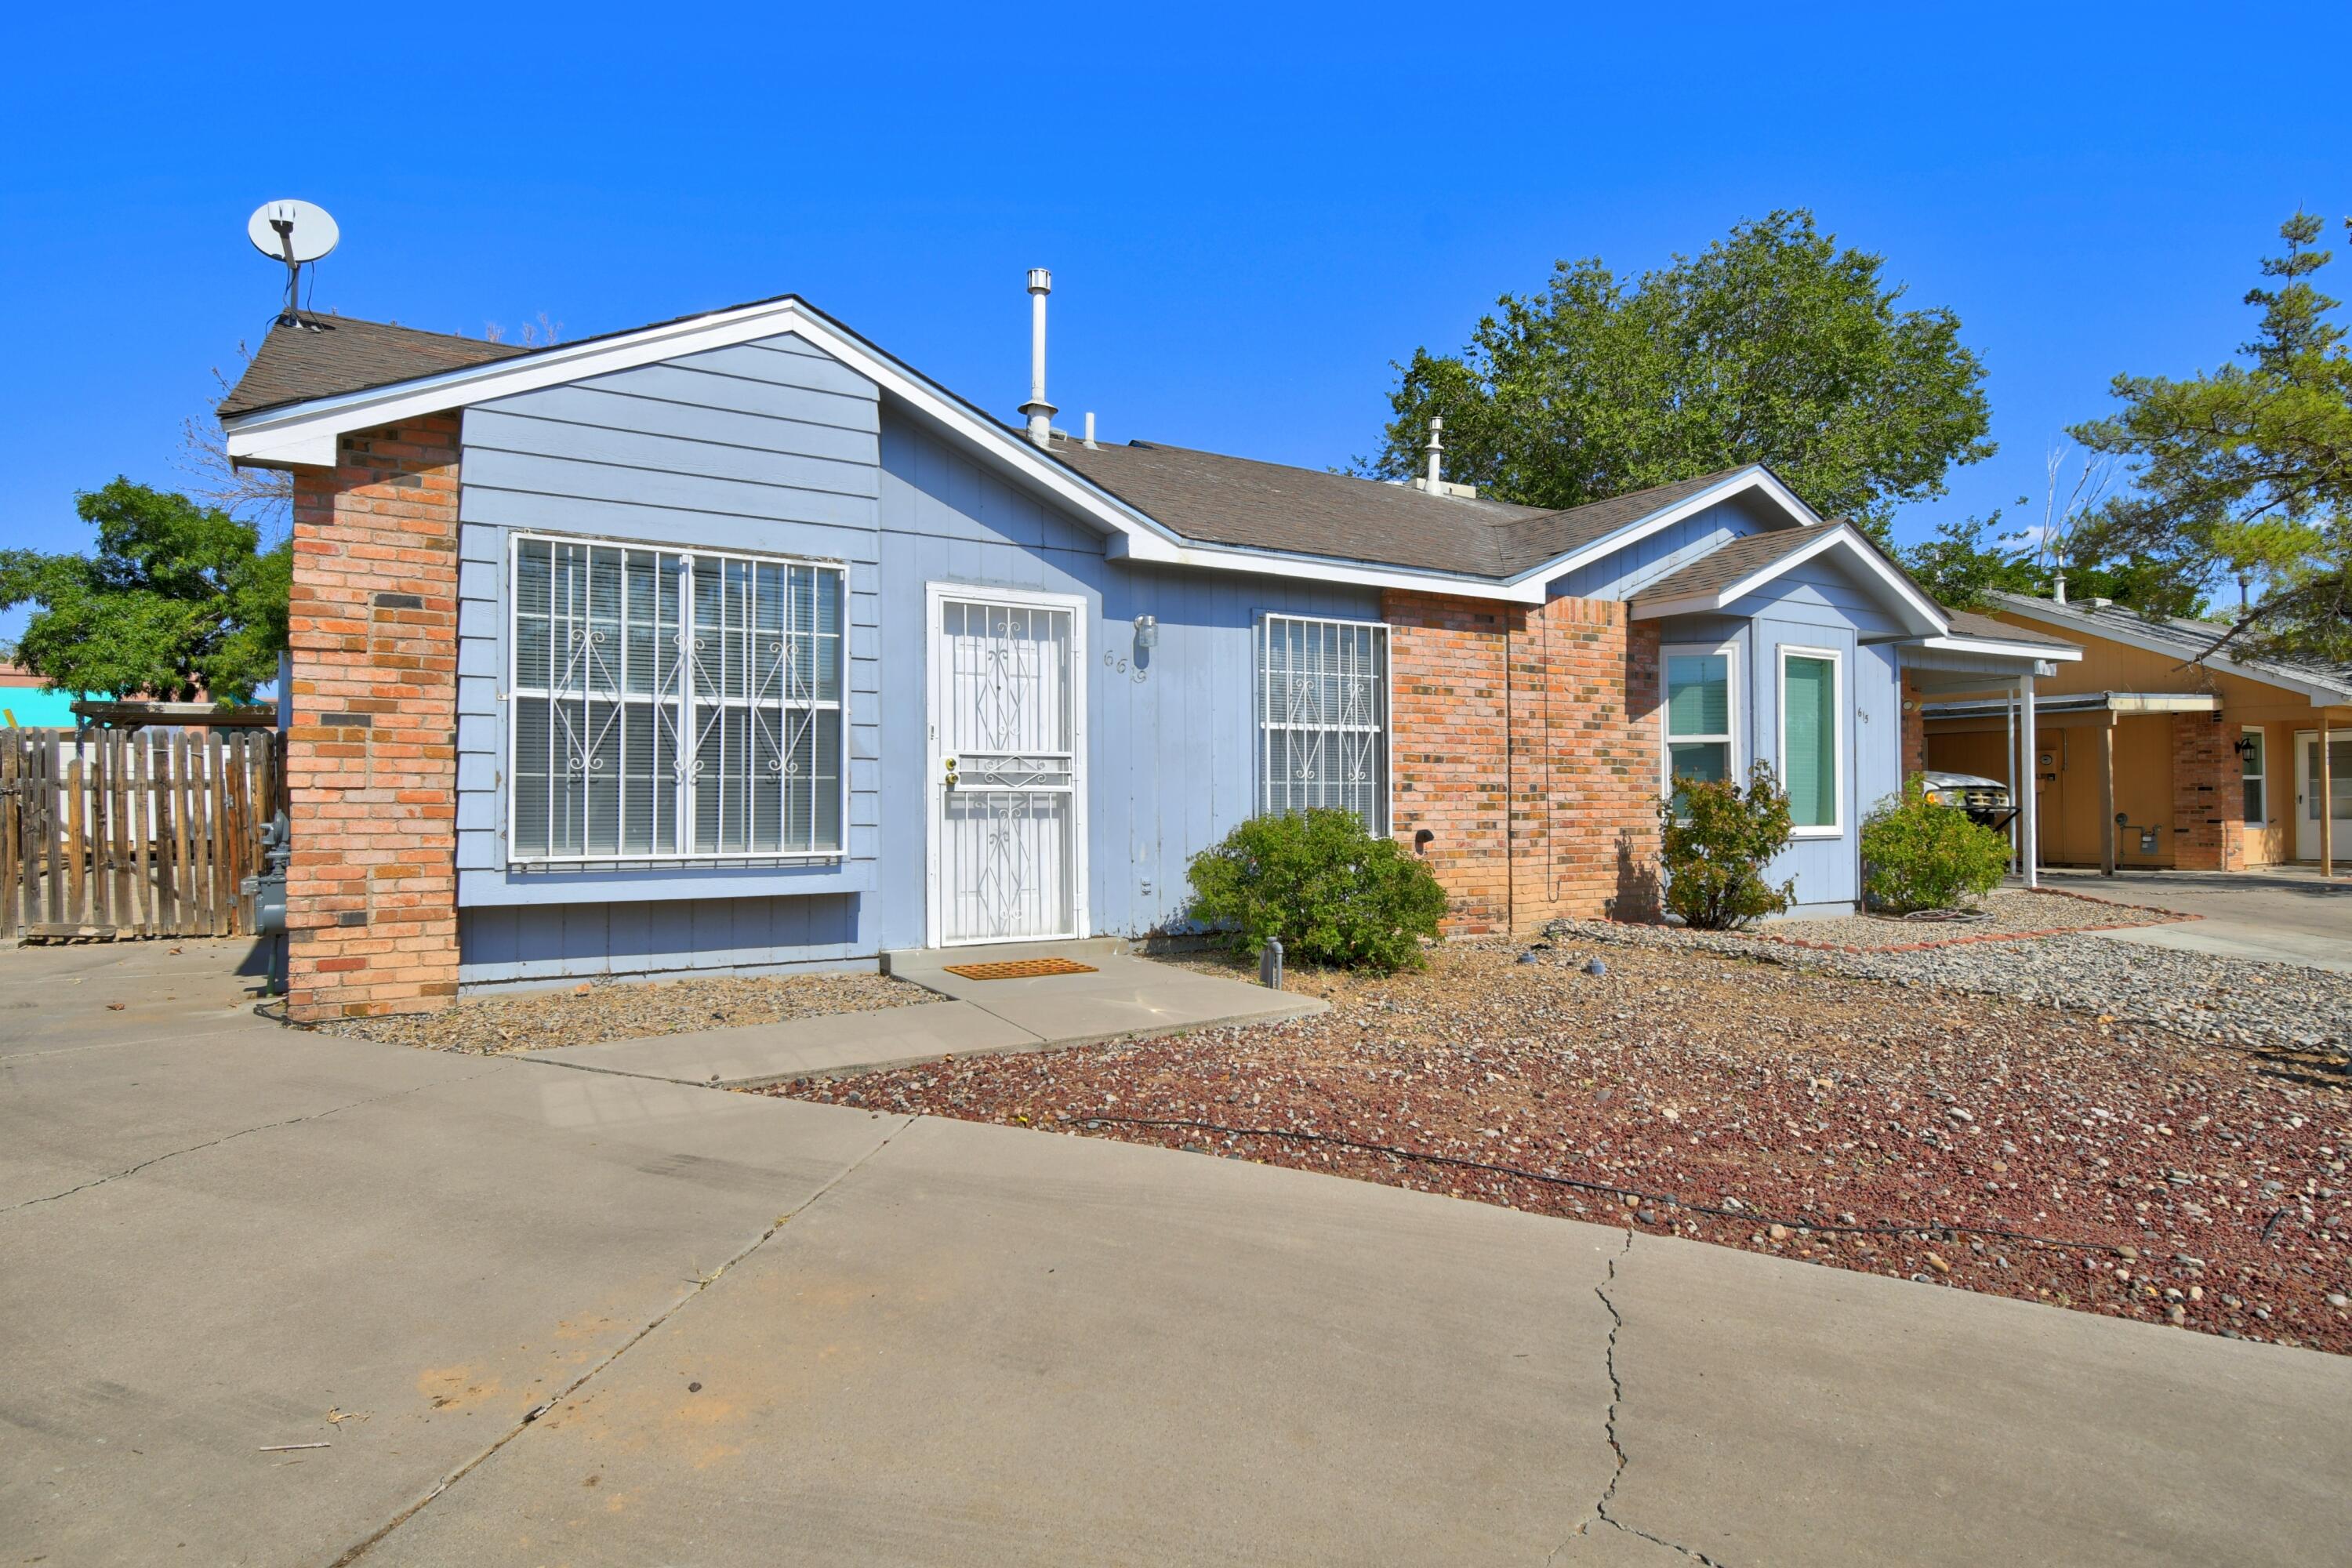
[1921,770,2017,834]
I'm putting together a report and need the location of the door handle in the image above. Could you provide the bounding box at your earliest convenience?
[942,757,958,790]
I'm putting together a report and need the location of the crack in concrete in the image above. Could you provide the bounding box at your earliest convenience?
[328,1111,921,1567]
[1549,1229,1734,1567]
[0,1062,514,1218]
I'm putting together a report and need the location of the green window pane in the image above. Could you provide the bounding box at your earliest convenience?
[1667,655,1729,738]
[1783,654,1838,828]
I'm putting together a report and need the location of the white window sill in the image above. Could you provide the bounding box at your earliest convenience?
[506,855,846,873]
[1788,826,1844,840]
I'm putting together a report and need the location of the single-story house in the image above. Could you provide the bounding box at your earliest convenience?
[219,280,2067,1020]
[1923,590,2352,872]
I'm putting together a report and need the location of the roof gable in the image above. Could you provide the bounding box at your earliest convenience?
[216,296,1845,605]
[1630,522,1947,637]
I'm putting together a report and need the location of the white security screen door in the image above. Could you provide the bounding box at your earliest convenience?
[927,586,1087,946]
[2294,731,2352,862]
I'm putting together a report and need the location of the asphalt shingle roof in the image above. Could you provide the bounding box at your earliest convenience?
[216,315,529,419]
[1050,441,1752,579]
[1629,524,1842,607]
[213,307,1785,583]
[1987,592,2352,699]
[1942,608,2075,648]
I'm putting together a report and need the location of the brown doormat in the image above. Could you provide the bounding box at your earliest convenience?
[941,957,1099,981]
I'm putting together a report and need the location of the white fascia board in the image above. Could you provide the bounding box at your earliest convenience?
[221,297,1189,555]
[1987,594,2351,706]
[1631,526,1947,635]
[1506,466,1823,590]
[1915,634,2085,664]
[1103,532,1544,601]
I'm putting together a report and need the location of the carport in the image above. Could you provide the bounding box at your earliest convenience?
[1896,612,2085,886]
[1923,691,2223,875]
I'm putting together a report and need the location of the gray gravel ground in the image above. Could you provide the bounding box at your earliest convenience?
[314,968,923,1052]
[1752,888,2183,948]
[1548,918,2352,1058]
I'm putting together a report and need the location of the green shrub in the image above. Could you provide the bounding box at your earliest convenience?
[1659,761,1795,930]
[1185,808,1448,973]
[1860,774,2012,913]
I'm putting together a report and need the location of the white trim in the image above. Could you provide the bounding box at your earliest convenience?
[1661,640,1741,803]
[1632,524,1947,637]
[2241,725,2267,826]
[1777,644,1845,839]
[1988,593,2351,706]
[1914,633,2082,663]
[1254,611,1394,835]
[1530,467,1825,585]
[503,530,848,867]
[223,297,1849,604]
[923,581,1091,949]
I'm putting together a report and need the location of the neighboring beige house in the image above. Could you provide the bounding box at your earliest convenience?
[1922,592,2352,872]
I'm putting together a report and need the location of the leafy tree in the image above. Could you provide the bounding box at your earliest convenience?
[0,480,290,702]
[2071,211,2352,662]
[1899,511,2043,611]
[1366,211,1994,544]
[1900,508,2209,616]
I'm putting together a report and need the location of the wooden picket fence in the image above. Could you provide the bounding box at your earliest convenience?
[0,728,280,940]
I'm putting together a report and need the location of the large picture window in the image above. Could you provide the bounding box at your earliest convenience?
[1663,644,1737,806]
[1258,614,1389,833]
[1779,646,1842,836]
[508,535,844,864]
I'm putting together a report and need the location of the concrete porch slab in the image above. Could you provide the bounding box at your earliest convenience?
[529,946,1327,1089]
[530,998,1042,1088]
[884,942,1327,1043]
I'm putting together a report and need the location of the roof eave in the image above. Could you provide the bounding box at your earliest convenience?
[1500,465,1821,590]
[1988,593,2352,706]
[1631,524,1948,637]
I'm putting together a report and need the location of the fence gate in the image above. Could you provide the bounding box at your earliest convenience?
[0,728,280,940]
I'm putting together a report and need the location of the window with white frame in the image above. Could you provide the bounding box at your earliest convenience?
[1258,614,1389,833]
[508,535,844,864]
[2241,728,2266,823]
[1779,646,1842,835]
[1663,644,1737,809]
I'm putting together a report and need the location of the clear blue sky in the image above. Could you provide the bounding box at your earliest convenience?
[5,1,2348,627]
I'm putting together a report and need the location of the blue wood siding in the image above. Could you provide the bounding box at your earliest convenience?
[1651,552,1907,912]
[1548,500,1756,600]
[452,331,887,985]
[449,328,1374,985]
[877,417,1380,946]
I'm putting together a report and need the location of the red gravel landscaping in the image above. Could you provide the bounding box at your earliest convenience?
[768,940,2352,1353]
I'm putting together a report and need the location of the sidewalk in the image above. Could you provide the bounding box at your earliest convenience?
[533,938,1327,1087]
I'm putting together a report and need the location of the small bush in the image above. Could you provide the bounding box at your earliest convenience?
[1185,808,1448,973]
[1861,774,2012,913]
[1660,762,1795,930]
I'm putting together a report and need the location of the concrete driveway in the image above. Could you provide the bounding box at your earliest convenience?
[2042,865,2352,971]
[4,940,2348,1565]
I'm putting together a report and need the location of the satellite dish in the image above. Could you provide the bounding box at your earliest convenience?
[247,200,339,263]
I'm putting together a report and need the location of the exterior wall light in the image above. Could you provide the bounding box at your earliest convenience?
[1133,614,1158,650]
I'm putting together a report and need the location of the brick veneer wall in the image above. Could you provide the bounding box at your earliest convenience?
[2170,710,2246,871]
[1900,675,1928,779]
[1385,590,1662,935]
[282,416,463,1021]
